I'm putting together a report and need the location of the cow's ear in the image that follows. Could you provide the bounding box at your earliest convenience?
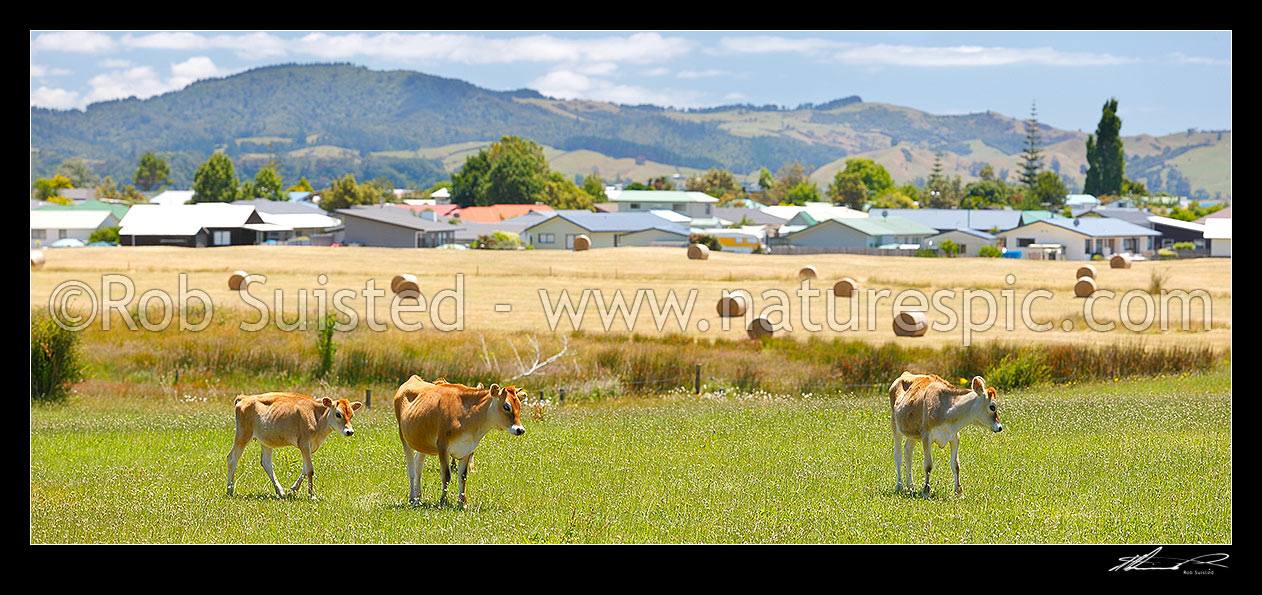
[350,401,363,411]
[476,382,484,389]
[489,383,501,396]
[986,387,997,400]
[971,376,986,394]
[322,397,334,408]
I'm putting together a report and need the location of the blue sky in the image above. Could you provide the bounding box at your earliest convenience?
[30,30,1231,137]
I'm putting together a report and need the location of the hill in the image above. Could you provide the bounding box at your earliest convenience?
[29,63,1230,200]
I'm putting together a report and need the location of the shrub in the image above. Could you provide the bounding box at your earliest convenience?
[1171,241,1196,251]
[939,239,959,257]
[315,313,338,378]
[31,312,84,402]
[688,233,722,251]
[978,245,1003,258]
[915,247,938,257]
[88,226,120,244]
[984,350,1049,390]
[471,231,525,250]
[1156,248,1179,260]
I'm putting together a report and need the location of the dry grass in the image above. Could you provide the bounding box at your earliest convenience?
[30,246,1232,350]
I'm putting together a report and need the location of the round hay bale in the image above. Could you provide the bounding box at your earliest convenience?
[716,294,747,318]
[893,311,928,337]
[228,270,250,291]
[687,243,710,260]
[30,250,45,270]
[391,273,418,294]
[832,277,858,297]
[395,276,421,297]
[798,265,818,280]
[1075,264,1098,279]
[746,316,775,340]
[572,234,591,251]
[1110,254,1132,269]
[1074,276,1097,298]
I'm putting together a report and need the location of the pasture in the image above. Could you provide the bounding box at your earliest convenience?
[31,370,1230,543]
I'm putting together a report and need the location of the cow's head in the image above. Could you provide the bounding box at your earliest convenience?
[488,383,526,436]
[969,376,1003,433]
[322,397,364,437]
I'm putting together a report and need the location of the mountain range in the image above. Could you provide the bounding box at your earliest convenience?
[29,63,1232,201]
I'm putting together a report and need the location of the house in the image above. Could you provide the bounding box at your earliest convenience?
[231,199,344,243]
[118,203,267,247]
[55,188,98,203]
[608,190,718,219]
[1203,218,1231,257]
[995,217,1160,261]
[30,210,120,248]
[1065,194,1101,209]
[786,216,937,250]
[763,202,867,226]
[1195,206,1231,224]
[35,198,132,221]
[149,190,196,207]
[335,205,460,248]
[523,211,689,249]
[713,207,787,228]
[924,228,999,256]
[1091,208,1209,249]
[392,203,461,218]
[875,208,1027,234]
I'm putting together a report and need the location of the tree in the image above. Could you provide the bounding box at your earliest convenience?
[320,173,368,211]
[757,167,775,193]
[1029,170,1069,208]
[647,175,675,191]
[287,176,316,193]
[541,171,595,210]
[192,153,240,203]
[580,174,608,202]
[57,158,98,188]
[251,167,286,200]
[32,174,75,204]
[451,136,551,207]
[686,168,742,201]
[839,158,894,199]
[133,152,172,191]
[827,172,868,209]
[784,181,821,205]
[95,176,144,202]
[922,152,962,208]
[868,190,917,209]
[1018,101,1044,188]
[767,160,812,204]
[1084,98,1125,196]
[961,177,1012,209]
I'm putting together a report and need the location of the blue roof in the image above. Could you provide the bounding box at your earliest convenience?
[525,210,689,234]
[288,191,313,202]
[1007,217,1161,238]
[875,208,1024,232]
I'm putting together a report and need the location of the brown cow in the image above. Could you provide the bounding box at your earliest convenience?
[393,376,526,506]
[889,372,1003,495]
[226,392,362,498]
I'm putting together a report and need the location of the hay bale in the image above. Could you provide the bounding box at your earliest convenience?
[391,273,418,294]
[832,277,858,297]
[1074,276,1097,298]
[716,294,747,318]
[1075,264,1097,279]
[798,265,818,280]
[1110,254,1132,269]
[687,243,710,260]
[228,270,250,291]
[395,275,421,297]
[30,250,45,270]
[893,311,928,337]
[747,316,775,340]
[573,234,591,251]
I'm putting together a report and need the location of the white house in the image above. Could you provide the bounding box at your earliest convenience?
[786,216,937,249]
[996,217,1160,261]
[148,190,196,207]
[924,228,1000,256]
[523,211,689,249]
[609,190,718,219]
[118,203,267,247]
[30,210,120,248]
[1203,218,1231,257]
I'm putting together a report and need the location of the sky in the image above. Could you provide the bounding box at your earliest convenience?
[30,30,1231,137]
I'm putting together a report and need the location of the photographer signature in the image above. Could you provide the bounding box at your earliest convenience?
[1109,547,1229,572]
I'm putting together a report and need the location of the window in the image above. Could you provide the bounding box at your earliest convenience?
[1085,239,1092,254]
[31,229,45,240]
[705,205,712,215]
[213,230,231,246]
[539,233,555,244]
[58,229,69,239]
[673,203,685,212]
[1161,239,1173,248]
[1017,238,1034,247]
[629,203,641,210]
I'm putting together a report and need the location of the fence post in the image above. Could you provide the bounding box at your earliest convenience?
[694,363,701,394]
[559,387,566,404]
[365,389,372,409]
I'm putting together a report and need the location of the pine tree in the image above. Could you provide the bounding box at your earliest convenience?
[1084,98,1125,196]
[1019,101,1043,188]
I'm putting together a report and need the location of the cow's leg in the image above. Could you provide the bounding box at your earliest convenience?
[260,446,284,497]
[297,446,316,499]
[921,436,933,496]
[950,436,962,495]
[903,438,916,491]
[457,453,474,507]
[892,427,904,492]
[226,428,251,497]
[402,440,419,505]
[437,442,451,505]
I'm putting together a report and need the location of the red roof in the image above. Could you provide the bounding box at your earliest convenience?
[454,204,554,223]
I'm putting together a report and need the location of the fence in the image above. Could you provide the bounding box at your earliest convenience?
[771,246,919,257]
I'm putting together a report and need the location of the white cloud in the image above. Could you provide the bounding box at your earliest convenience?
[1167,52,1228,66]
[677,69,730,79]
[641,67,670,77]
[711,35,849,56]
[169,56,231,88]
[30,86,81,110]
[101,58,132,68]
[30,64,71,77]
[529,69,703,108]
[31,31,117,53]
[121,31,288,59]
[290,32,693,65]
[833,44,1136,67]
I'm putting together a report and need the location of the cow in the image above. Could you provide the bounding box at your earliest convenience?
[226,392,362,498]
[393,376,526,507]
[889,372,1003,496]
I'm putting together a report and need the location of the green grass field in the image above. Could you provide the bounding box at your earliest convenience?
[30,370,1231,543]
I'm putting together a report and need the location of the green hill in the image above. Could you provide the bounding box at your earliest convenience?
[29,63,1230,200]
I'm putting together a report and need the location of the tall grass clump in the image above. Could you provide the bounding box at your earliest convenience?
[982,350,1050,390]
[31,312,84,402]
[315,313,338,379]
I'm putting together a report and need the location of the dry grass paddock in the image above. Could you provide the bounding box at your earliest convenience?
[29,246,1231,350]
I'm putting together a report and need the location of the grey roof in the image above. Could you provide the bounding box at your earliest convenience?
[525,210,689,234]
[233,198,325,214]
[433,215,530,242]
[335,205,463,232]
[1004,217,1161,238]
[714,207,787,226]
[930,228,998,240]
[875,208,1024,232]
